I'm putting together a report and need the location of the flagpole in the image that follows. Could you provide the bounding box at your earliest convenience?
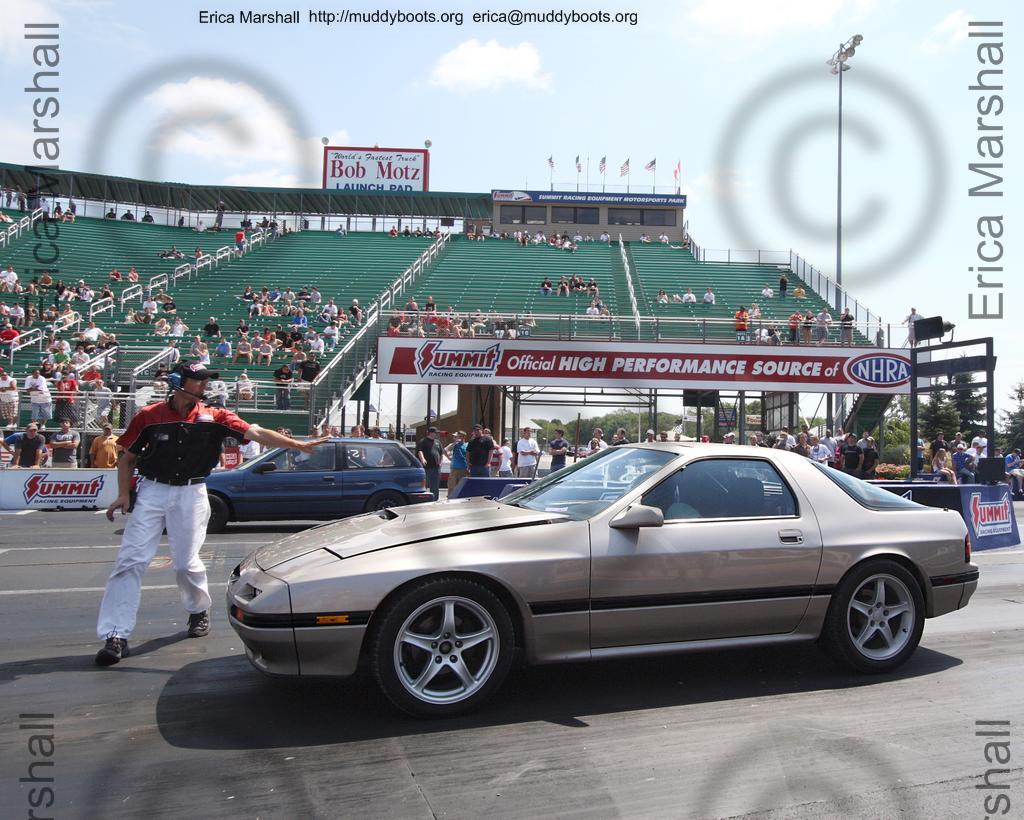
[652,167,656,194]
[586,156,590,191]
[549,161,553,192]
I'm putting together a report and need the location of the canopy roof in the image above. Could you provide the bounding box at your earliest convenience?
[0,162,492,218]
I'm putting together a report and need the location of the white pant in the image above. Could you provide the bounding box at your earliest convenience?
[96,479,212,640]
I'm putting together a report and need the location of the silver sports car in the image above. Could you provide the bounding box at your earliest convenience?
[228,444,978,716]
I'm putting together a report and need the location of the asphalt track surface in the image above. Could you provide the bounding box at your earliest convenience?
[1,509,1022,819]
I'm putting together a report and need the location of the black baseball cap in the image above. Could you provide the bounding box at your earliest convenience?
[176,361,219,381]
[427,426,439,433]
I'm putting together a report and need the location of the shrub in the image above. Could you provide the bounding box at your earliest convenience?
[874,463,911,480]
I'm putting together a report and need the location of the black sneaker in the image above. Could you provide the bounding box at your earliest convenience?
[95,637,129,666]
[187,611,210,638]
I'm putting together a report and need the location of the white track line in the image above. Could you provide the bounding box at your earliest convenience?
[0,541,272,551]
[0,582,230,596]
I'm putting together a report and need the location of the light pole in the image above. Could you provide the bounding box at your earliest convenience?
[827,34,863,313]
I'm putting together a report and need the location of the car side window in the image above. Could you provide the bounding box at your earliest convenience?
[263,443,336,473]
[344,444,394,469]
[642,458,797,521]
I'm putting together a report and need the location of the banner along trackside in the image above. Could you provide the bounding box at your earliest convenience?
[376,338,912,394]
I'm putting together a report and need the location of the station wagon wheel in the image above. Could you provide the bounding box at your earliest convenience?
[365,490,404,513]
[820,559,924,673]
[206,494,228,534]
[370,577,515,717]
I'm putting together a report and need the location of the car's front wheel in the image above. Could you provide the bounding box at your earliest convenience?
[820,559,925,673]
[369,577,515,717]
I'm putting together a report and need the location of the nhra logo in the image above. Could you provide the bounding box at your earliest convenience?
[23,473,105,503]
[416,342,500,378]
[970,492,1012,537]
[844,353,911,388]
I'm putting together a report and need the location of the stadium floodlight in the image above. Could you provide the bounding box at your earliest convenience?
[321,136,329,145]
[827,34,865,311]
[424,139,432,149]
[913,316,956,342]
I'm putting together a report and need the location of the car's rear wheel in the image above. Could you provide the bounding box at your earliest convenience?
[365,490,405,513]
[370,577,515,717]
[207,494,229,534]
[820,559,924,673]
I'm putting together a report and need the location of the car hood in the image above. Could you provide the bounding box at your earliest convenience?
[254,497,564,569]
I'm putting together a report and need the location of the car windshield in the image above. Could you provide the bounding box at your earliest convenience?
[501,446,677,520]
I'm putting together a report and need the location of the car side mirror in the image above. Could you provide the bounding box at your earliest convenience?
[254,461,276,474]
[609,504,664,529]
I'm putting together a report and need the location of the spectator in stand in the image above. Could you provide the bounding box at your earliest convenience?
[54,371,79,424]
[953,442,976,484]
[779,273,789,298]
[445,431,468,491]
[681,288,697,304]
[255,338,273,365]
[761,284,774,300]
[930,431,948,460]
[793,285,806,299]
[932,448,956,483]
[234,229,246,253]
[105,208,116,220]
[734,305,750,343]
[793,433,811,458]
[904,308,919,347]
[656,289,669,304]
[299,352,321,385]
[203,317,220,337]
[273,363,293,410]
[1005,448,1023,498]
[839,307,854,346]
[234,336,253,365]
[801,311,815,345]
[350,299,363,324]
[702,287,716,305]
[841,433,863,475]
[0,367,18,427]
[25,368,51,425]
[814,308,832,345]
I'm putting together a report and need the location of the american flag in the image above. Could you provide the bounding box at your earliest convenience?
[575,155,582,173]
[547,155,554,169]
[673,160,681,181]
[598,156,606,174]
[645,158,656,172]
[620,158,630,177]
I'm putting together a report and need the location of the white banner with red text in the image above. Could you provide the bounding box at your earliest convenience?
[376,338,912,394]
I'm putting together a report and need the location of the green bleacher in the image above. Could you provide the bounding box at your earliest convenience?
[404,238,631,337]
[628,243,864,344]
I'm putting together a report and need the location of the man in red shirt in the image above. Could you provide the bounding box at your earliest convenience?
[95,361,326,666]
[234,229,246,253]
[734,306,750,343]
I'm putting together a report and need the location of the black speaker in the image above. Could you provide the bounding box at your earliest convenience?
[440,217,455,227]
[976,457,1005,484]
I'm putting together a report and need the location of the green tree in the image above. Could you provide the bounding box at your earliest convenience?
[918,392,961,449]
[951,371,986,439]
[999,382,1024,452]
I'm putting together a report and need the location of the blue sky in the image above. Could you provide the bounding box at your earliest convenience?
[0,0,1020,418]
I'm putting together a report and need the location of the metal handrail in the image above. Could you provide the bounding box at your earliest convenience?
[6,327,43,363]
[119,284,143,309]
[89,297,115,319]
[618,234,642,334]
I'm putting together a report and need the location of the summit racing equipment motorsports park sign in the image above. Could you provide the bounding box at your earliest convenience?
[322,146,429,191]
[377,339,912,394]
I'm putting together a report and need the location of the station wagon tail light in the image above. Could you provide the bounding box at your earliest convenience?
[421,478,426,490]
[965,534,972,563]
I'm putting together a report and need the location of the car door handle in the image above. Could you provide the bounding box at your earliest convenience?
[321,475,336,482]
[778,529,804,544]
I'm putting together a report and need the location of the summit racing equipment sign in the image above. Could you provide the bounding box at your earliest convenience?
[0,469,124,510]
[377,338,912,394]
[970,492,1013,537]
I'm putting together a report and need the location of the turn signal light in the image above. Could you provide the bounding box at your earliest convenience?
[316,614,350,625]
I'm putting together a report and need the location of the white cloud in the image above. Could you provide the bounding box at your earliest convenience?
[430,39,550,93]
[917,10,971,55]
[680,0,876,41]
[0,0,62,63]
[142,77,347,187]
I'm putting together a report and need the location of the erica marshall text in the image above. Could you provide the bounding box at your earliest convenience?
[19,713,56,818]
[975,720,1012,818]
[199,9,300,24]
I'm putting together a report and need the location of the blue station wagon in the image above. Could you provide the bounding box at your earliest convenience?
[204,438,433,532]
